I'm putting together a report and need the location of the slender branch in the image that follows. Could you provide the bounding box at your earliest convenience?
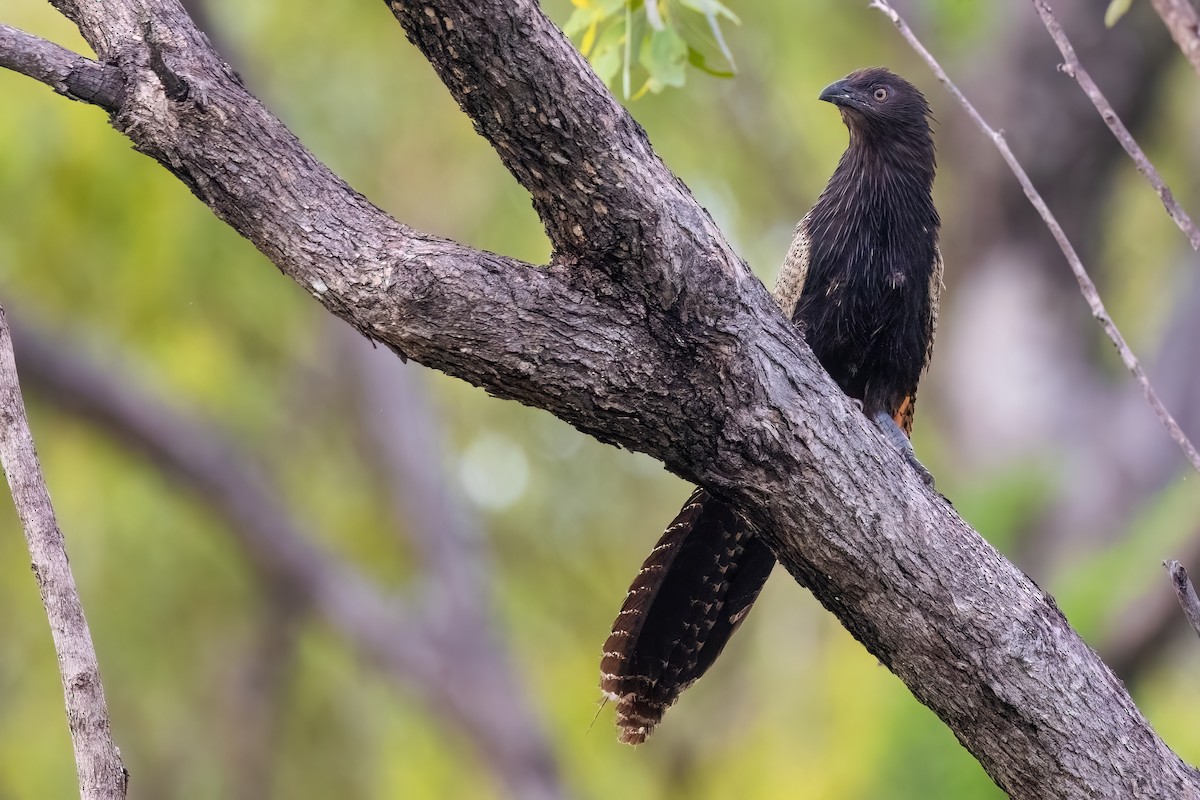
[870,0,1200,478]
[9,318,565,800]
[1166,559,1200,640]
[0,306,127,800]
[0,24,122,109]
[1150,0,1200,79]
[1030,0,1200,254]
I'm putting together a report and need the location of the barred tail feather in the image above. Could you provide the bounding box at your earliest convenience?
[600,488,776,744]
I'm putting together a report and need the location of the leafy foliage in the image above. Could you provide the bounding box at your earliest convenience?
[563,0,739,98]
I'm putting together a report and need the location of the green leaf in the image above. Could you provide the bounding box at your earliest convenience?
[686,45,735,78]
[591,22,625,85]
[639,25,688,91]
[1105,0,1134,27]
[673,0,738,75]
[562,6,594,37]
[677,0,740,25]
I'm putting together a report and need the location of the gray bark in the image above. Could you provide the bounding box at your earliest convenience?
[1,0,1198,796]
[0,307,127,800]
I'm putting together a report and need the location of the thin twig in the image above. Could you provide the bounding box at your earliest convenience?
[1150,0,1200,80]
[1164,559,1200,641]
[0,305,127,800]
[1031,0,1200,254]
[869,0,1200,476]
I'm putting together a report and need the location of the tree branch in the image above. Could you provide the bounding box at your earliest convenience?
[382,0,744,299]
[1166,559,1200,641]
[0,306,127,800]
[0,24,122,109]
[1150,0,1200,79]
[1030,0,1200,254]
[4,0,1199,795]
[9,319,565,800]
[870,0,1200,478]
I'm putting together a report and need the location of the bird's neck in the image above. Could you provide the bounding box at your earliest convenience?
[840,132,936,196]
[814,134,938,231]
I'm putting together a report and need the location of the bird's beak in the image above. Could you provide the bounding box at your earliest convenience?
[819,79,854,107]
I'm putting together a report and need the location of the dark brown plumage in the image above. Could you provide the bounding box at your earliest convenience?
[600,67,943,744]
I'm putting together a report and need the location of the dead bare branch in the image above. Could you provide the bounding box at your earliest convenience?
[870,0,1200,477]
[1030,0,1200,254]
[0,306,127,800]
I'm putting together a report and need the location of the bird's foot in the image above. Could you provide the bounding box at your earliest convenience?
[872,411,935,488]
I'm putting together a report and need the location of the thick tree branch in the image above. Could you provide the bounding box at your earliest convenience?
[1030,0,1200,254]
[871,0,1200,478]
[1166,559,1200,641]
[0,307,127,800]
[10,320,565,800]
[0,24,122,109]
[1151,0,1200,79]
[383,0,744,301]
[3,0,1198,795]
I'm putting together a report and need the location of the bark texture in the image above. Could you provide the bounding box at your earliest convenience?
[2,0,1199,797]
[0,307,127,800]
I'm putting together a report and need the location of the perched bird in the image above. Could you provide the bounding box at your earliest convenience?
[600,67,943,745]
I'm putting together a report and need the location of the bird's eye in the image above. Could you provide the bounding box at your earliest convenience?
[874,87,889,102]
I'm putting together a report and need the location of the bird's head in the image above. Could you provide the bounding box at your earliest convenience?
[819,67,933,146]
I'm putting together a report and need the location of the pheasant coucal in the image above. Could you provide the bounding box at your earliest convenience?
[600,67,944,744]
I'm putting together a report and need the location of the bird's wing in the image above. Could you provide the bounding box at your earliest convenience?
[927,244,945,365]
[891,246,943,439]
[771,214,813,320]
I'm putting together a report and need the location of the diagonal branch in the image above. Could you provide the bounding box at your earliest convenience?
[870,0,1200,478]
[9,319,565,800]
[382,0,745,297]
[0,306,127,800]
[1150,0,1200,79]
[1030,0,1200,254]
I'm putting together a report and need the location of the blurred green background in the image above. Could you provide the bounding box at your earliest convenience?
[2,0,1199,797]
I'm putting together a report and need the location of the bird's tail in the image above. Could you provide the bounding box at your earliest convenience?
[599,488,776,744]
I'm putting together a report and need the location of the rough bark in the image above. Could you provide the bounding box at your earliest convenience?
[2,1,1199,796]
